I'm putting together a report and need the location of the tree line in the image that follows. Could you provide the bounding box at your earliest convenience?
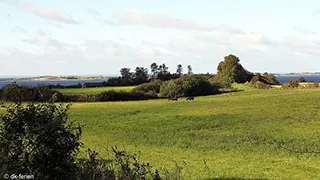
[107,63,193,86]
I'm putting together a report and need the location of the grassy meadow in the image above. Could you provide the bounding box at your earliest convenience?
[64,85,320,179]
[54,86,135,95]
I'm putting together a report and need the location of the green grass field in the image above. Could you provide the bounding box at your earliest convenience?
[65,86,320,179]
[54,86,135,95]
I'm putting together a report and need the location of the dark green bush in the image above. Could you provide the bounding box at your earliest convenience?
[0,102,82,180]
[96,90,158,101]
[1,84,64,102]
[132,79,163,93]
[1,84,23,102]
[159,75,219,98]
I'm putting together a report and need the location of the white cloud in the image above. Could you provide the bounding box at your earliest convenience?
[294,27,318,35]
[283,36,320,57]
[24,4,78,24]
[114,8,213,31]
[11,26,30,35]
[0,0,20,6]
[87,8,122,26]
[22,35,81,54]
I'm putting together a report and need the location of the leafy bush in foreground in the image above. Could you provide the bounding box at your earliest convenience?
[0,102,82,180]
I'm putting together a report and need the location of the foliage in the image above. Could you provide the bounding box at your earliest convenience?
[159,75,219,97]
[0,102,82,180]
[77,148,161,180]
[50,83,83,89]
[132,79,163,94]
[132,67,149,85]
[216,54,253,87]
[244,81,271,90]
[150,62,159,79]
[176,64,183,78]
[120,68,134,86]
[96,90,158,101]
[105,77,122,86]
[157,63,172,81]
[250,72,279,85]
[282,79,299,89]
[299,77,306,82]
[254,81,270,89]
[1,84,64,102]
[187,65,193,75]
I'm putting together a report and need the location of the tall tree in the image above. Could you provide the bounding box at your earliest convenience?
[133,67,149,85]
[217,54,253,86]
[120,68,133,85]
[150,62,158,78]
[176,64,183,77]
[187,65,193,75]
[157,63,170,80]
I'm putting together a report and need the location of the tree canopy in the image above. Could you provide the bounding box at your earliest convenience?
[216,54,253,86]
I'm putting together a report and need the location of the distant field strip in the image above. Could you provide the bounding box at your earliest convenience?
[54,86,135,95]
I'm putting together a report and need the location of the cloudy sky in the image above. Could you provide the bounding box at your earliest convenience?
[1,0,320,76]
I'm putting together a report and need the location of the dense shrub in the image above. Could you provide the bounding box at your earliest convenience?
[250,73,279,85]
[0,102,82,180]
[282,79,299,89]
[132,79,163,93]
[159,75,219,97]
[0,84,64,102]
[96,90,158,101]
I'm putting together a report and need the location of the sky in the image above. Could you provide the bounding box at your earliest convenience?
[1,0,320,76]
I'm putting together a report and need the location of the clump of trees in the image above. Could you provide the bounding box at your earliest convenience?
[106,63,193,86]
[214,54,254,87]
[243,72,278,89]
[159,75,219,98]
[0,84,64,102]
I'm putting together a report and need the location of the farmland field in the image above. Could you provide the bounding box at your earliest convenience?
[54,86,136,95]
[65,85,320,179]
